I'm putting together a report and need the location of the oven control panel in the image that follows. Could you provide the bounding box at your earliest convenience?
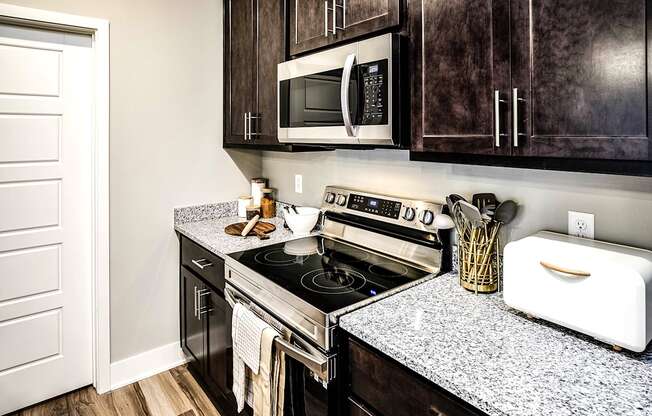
[347,193,402,219]
[322,186,446,232]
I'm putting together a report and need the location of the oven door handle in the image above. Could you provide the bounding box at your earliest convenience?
[224,285,331,381]
[341,53,358,137]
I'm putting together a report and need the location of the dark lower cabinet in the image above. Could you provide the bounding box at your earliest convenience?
[205,289,233,401]
[347,338,486,416]
[179,236,235,414]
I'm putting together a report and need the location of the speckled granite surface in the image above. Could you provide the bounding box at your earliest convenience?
[175,215,314,259]
[174,201,237,224]
[340,272,652,416]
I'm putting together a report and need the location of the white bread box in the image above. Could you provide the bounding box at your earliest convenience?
[504,231,652,352]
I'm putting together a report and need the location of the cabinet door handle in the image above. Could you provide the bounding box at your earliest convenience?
[193,285,198,317]
[244,112,248,141]
[324,1,328,37]
[332,0,344,34]
[197,289,212,321]
[494,90,507,147]
[191,258,213,269]
[512,88,526,147]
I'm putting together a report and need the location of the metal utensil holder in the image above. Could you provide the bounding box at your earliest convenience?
[452,205,501,294]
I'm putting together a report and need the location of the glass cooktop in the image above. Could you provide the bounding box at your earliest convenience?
[228,236,430,314]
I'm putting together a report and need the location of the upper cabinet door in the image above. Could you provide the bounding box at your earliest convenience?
[289,0,330,56]
[340,0,400,41]
[511,0,650,160]
[410,0,511,155]
[254,0,285,144]
[224,0,255,145]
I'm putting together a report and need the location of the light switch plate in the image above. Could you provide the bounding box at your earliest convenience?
[568,211,594,239]
[294,174,303,194]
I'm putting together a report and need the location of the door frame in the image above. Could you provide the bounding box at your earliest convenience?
[0,3,111,394]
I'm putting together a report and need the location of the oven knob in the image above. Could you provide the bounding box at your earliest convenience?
[402,207,416,221]
[419,209,434,226]
[324,192,335,204]
[336,194,347,206]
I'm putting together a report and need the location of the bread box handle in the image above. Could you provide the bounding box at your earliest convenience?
[539,261,591,278]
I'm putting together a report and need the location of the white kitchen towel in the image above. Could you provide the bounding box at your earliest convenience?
[232,303,275,412]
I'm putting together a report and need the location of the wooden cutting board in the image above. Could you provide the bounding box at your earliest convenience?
[224,221,276,237]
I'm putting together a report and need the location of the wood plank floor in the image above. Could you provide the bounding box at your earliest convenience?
[9,365,222,416]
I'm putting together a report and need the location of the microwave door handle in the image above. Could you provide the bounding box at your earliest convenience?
[341,53,358,137]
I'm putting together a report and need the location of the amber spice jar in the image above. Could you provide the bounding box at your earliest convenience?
[260,188,276,219]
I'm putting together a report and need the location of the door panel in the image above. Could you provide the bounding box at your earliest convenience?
[289,0,330,56]
[341,0,400,42]
[0,244,60,302]
[254,0,285,144]
[0,24,93,415]
[205,290,234,400]
[225,0,255,144]
[181,269,205,374]
[410,0,511,155]
[511,0,649,159]
[0,115,60,162]
[0,309,61,371]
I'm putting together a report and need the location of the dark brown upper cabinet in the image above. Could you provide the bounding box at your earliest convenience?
[409,0,511,156]
[224,0,285,147]
[289,0,401,56]
[510,0,649,160]
[411,0,652,164]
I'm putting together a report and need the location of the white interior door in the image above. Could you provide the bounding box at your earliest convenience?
[0,23,94,414]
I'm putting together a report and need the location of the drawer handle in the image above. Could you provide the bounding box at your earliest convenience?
[191,258,213,269]
[540,261,590,278]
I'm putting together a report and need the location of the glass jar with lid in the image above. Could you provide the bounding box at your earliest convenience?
[260,188,276,219]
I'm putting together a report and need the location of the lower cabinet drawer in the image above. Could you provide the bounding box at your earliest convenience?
[181,235,225,291]
[348,339,485,416]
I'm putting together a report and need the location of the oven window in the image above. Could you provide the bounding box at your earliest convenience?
[279,67,358,128]
[283,356,331,416]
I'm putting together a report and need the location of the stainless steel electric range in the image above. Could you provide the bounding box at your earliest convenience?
[224,186,451,416]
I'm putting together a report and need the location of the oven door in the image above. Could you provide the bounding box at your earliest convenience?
[224,284,340,416]
[278,33,395,147]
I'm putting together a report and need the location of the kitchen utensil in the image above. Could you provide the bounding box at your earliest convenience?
[284,207,320,236]
[458,200,483,227]
[446,194,466,212]
[290,204,300,215]
[472,193,498,211]
[224,220,276,238]
[241,215,259,237]
[504,231,652,352]
[494,200,518,225]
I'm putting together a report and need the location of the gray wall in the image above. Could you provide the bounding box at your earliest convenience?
[5,0,261,362]
[262,149,652,250]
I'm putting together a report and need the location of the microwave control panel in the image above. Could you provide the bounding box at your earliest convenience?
[359,60,388,126]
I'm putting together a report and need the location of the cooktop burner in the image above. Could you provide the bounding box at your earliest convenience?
[228,236,430,313]
[300,268,367,295]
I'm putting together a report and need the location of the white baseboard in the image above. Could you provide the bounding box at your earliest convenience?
[109,341,187,391]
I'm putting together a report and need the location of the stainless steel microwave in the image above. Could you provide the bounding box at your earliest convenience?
[277,33,405,147]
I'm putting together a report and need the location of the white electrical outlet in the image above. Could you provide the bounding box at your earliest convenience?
[294,174,303,194]
[568,211,594,239]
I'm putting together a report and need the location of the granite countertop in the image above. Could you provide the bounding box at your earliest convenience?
[174,201,312,258]
[340,273,652,416]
